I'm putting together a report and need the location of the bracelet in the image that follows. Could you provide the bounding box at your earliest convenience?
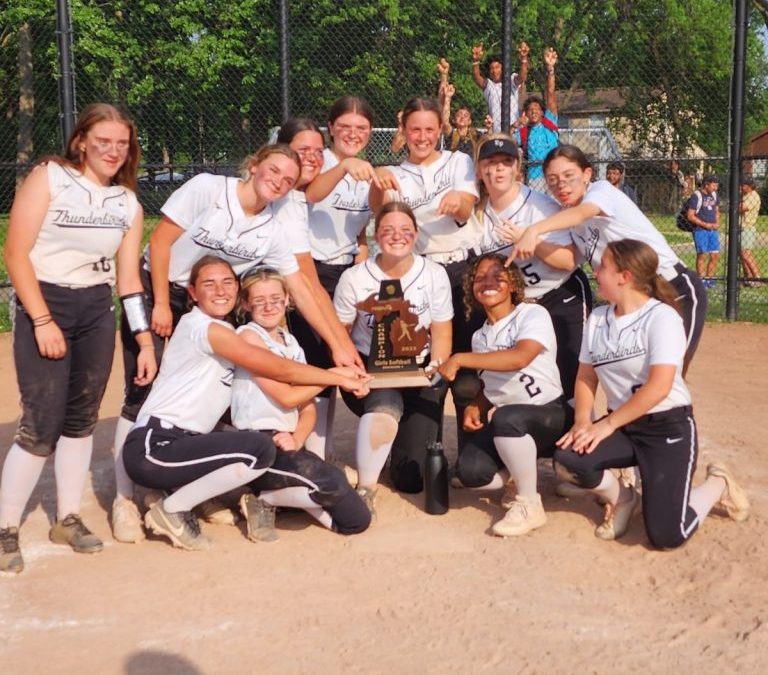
[31,313,51,326]
[472,61,480,65]
[521,59,529,64]
[547,68,555,75]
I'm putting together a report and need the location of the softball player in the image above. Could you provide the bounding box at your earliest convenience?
[333,202,453,515]
[471,134,592,400]
[112,143,360,543]
[553,240,749,547]
[439,254,572,536]
[230,269,370,540]
[0,104,156,574]
[369,96,481,444]
[275,113,372,458]
[121,256,369,551]
[510,144,706,374]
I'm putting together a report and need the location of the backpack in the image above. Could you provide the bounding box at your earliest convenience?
[675,190,701,233]
[518,115,559,157]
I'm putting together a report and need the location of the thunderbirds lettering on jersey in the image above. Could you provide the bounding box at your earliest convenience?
[51,209,129,229]
[192,227,268,260]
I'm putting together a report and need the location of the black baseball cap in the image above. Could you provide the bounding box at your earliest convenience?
[477,137,519,162]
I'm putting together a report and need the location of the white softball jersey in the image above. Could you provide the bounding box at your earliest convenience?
[153,173,299,285]
[385,151,480,256]
[274,189,311,255]
[333,253,453,364]
[307,149,372,263]
[475,185,577,299]
[483,74,521,131]
[473,302,563,407]
[579,299,691,413]
[29,161,139,287]
[230,322,307,433]
[135,307,235,433]
[575,181,681,276]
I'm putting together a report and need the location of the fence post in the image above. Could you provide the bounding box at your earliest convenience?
[279,0,291,122]
[727,0,748,320]
[500,0,512,131]
[55,0,77,146]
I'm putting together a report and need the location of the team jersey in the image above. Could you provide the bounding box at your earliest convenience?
[384,150,480,256]
[472,303,562,407]
[151,173,299,285]
[483,74,521,132]
[231,322,306,433]
[579,299,691,413]
[473,186,577,299]
[575,181,681,276]
[333,253,453,364]
[274,189,311,255]
[29,162,139,287]
[308,149,372,263]
[135,307,235,433]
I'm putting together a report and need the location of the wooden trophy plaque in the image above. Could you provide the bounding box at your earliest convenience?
[356,279,433,388]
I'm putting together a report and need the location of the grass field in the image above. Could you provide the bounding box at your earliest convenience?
[0,213,766,331]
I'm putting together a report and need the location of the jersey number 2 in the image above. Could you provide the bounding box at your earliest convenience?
[519,373,541,398]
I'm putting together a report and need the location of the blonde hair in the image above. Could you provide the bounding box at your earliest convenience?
[238,143,300,180]
[238,266,291,325]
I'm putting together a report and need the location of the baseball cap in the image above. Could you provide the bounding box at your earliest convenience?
[477,137,519,162]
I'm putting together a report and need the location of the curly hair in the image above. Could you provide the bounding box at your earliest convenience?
[461,253,526,320]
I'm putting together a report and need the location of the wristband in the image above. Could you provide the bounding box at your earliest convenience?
[121,293,150,336]
[472,61,480,65]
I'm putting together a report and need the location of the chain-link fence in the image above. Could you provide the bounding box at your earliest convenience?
[2,0,768,325]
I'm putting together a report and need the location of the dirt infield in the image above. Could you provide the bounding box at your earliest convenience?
[1,324,766,675]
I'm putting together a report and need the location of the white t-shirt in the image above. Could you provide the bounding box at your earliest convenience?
[231,322,306,433]
[308,149,372,262]
[30,162,139,287]
[135,307,235,433]
[274,189,311,255]
[333,254,453,364]
[385,151,480,256]
[579,299,691,413]
[153,173,299,285]
[474,186,577,299]
[483,74,521,132]
[575,181,681,275]
[473,303,562,407]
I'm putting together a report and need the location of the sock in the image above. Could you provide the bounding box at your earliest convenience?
[593,469,621,506]
[55,435,94,519]
[494,434,539,500]
[355,412,398,488]
[0,443,47,528]
[305,393,337,460]
[112,416,135,500]
[163,463,267,513]
[689,475,726,521]
[259,486,333,529]
[473,472,508,491]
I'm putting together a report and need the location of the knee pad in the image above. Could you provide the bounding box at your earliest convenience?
[390,457,423,494]
[329,489,372,534]
[457,450,499,488]
[451,372,482,407]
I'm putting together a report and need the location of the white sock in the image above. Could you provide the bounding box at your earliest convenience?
[163,463,267,513]
[494,435,539,500]
[112,416,135,500]
[55,435,94,519]
[259,486,333,529]
[593,469,621,506]
[472,472,508,491]
[0,443,47,528]
[689,475,726,521]
[355,412,398,488]
[305,393,337,460]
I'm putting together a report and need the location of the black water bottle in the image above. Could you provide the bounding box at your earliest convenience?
[424,441,449,515]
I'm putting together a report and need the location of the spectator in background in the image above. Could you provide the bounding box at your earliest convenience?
[514,48,559,192]
[739,175,762,287]
[606,161,638,205]
[471,42,529,132]
[667,160,687,213]
[438,58,493,158]
[686,174,720,288]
